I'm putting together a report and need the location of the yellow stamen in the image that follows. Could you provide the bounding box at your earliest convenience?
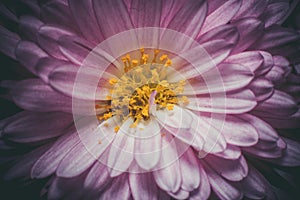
[109,78,118,85]
[114,126,120,133]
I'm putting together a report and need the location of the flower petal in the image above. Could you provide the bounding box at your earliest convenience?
[129,0,162,27]
[190,163,211,200]
[68,0,103,43]
[233,0,268,19]
[99,175,131,200]
[37,25,74,60]
[253,90,298,117]
[269,137,300,167]
[15,41,48,74]
[185,89,257,114]
[129,173,158,200]
[84,161,111,191]
[134,120,161,170]
[260,2,289,27]
[3,111,73,143]
[153,134,181,193]
[248,77,274,102]
[0,26,20,59]
[205,155,248,181]
[93,0,133,38]
[11,79,72,113]
[167,0,207,39]
[200,0,242,34]
[179,148,200,191]
[225,50,273,76]
[5,143,52,180]
[108,118,135,177]
[203,162,242,200]
[231,18,264,53]
[31,127,79,178]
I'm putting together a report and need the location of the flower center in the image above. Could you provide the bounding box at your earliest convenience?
[96,49,189,131]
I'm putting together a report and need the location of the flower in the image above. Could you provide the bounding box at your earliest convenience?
[1,0,300,199]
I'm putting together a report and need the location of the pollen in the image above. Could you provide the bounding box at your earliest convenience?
[114,126,120,133]
[96,49,190,130]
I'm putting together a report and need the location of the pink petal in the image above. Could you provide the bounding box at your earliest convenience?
[185,63,254,95]
[203,162,242,200]
[231,18,264,53]
[37,25,74,60]
[35,58,71,83]
[239,114,279,142]
[253,90,298,117]
[248,77,274,102]
[214,144,241,160]
[93,0,133,38]
[15,41,48,74]
[167,0,207,38]
[260,2,289,27]
[19,15,43,42]
[3,111,72,143]
[167,189,189,200]
[134,120,161,170]
[84,161,111,191]
[179,148,200,191]
[205,155,248,181]
[0,25,20,59]
[108,118,135,177]
[185,89,257,114]
[154,105,193,129]
[129,173,158,200]
[252,26,300,51]
[4,143,52,180]
[241,165,270,199]
[233,0,268,19]
[41,0,77,31]
[58,35,93,65]
[193,114,227,153]
[200,0,242,34]
[48,64,114,100]
[190,163,211,200]
[57,117,116,178]
[99,175,131,200]
[31,127,80,178]
[129,0,162,27]
[153,135,181,193]
[198,24,239,45]
[222,115,259,146]
[170,39,235,82]
[68,0,103,44]
[11,79,72,113]
[225,51,273,76]
[269,137,300,167]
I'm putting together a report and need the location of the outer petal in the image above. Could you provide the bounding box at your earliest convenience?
[31,127,79,178]
[167,0,207,38]
[2,111,73,143]
[189,163,211,200]
[205,155,248,181]
[200,0,242,34]
[179,148,200,191]
[68,0,103,43]
[203,162,242,200]
[0,26,20,59]
[185,89,257,114]
[93,0,134,38]
[129,173,158,200]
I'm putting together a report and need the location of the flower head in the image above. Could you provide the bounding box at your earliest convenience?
[0,0,300,199]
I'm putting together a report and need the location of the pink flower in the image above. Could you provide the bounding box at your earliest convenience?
[0,0,300,199]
